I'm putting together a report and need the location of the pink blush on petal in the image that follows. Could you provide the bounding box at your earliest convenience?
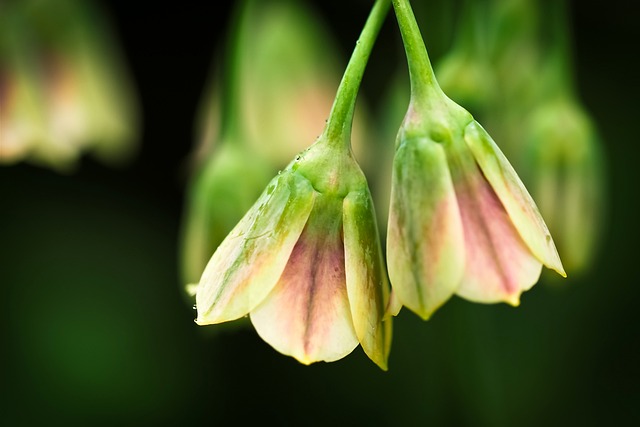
[250,220,358,364]
[455,164,542,305]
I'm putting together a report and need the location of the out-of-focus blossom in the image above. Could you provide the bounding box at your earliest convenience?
[0,0,140,171]
[387,0,565,320]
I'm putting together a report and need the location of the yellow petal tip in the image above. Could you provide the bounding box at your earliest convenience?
[507,295,521,307]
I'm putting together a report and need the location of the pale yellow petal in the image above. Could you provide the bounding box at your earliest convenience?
[464,121,566,276]
[453,162,543,305]
[196,171,315,324]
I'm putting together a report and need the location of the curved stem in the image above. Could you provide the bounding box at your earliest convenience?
[323,0,390,147]
[391,0,442,102]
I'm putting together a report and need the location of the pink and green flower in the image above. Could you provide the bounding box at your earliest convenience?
[387,0,565,320]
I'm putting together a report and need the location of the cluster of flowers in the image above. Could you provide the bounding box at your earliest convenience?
[184,0,575,370]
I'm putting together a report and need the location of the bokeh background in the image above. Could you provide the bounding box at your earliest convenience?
[2,0,638,425]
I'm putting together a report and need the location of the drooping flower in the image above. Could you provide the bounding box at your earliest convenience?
[386,0,565,320]
[0,0,139,171]
[195,0,392,369]
[196,143,392,367]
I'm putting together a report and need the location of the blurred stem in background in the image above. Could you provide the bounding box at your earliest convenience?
[0,0,140,172]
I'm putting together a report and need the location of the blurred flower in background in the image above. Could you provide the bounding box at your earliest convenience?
[0,0,140,172]
[179,0,372,297]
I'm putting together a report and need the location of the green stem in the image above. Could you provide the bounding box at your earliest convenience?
[391,0,442,103]
[323,0,390,147]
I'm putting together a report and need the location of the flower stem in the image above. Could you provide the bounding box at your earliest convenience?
[391,0,442,103]
[323,0,390,147]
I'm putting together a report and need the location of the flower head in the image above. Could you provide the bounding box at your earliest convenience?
[196,142,392,368]
[387,0,565,319]
[195,0,392,369]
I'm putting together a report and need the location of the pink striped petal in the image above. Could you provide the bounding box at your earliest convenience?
[463,121,566,277]
[343,189,392,370]
[452,156,543,305]
[387,137,465,319]
[196,172,315,324]
[250,195,358,365]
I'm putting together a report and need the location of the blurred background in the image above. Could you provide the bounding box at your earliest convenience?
[1,0,638,425]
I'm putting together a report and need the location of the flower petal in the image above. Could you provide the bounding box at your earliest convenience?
[464,121,566,276]
[343,188,392,370]
[451,154,543,305]
[387,136,465,319]
[251,195,358,364]
[196,170,315,324]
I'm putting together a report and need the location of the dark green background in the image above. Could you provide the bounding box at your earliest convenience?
[2,0,638,425]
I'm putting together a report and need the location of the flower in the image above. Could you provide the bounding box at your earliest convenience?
[195,0,392,369]
[387,0,565,320]
[0,0,139,171]
[195,142,392,369]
